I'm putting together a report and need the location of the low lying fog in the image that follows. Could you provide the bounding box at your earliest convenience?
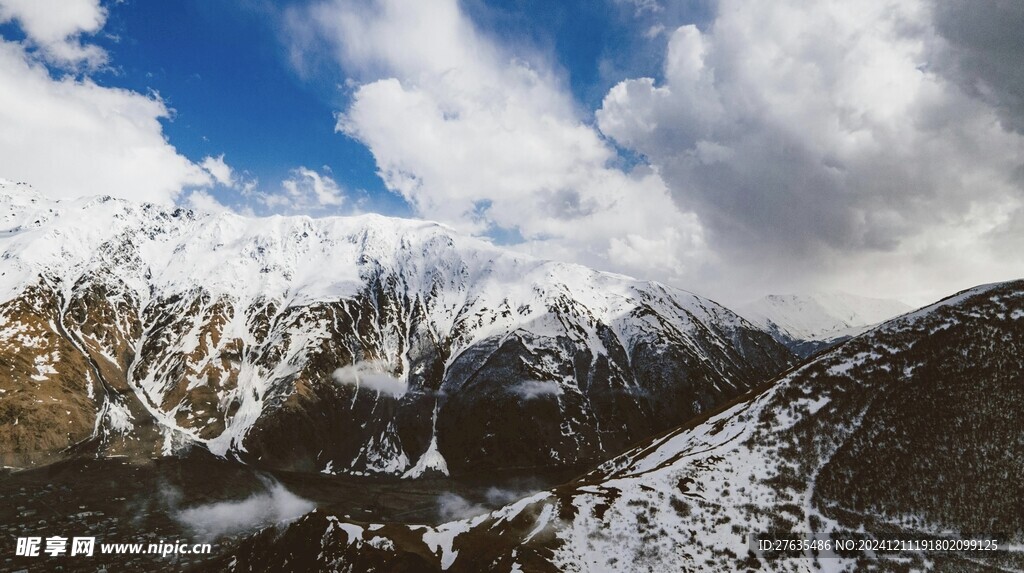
[173,476,315,538]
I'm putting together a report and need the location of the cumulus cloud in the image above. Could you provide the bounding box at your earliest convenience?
[0,40,211,203]
[285,0,709,283]
[596,0,1024,303]
[333,361,407,397]
[257,166,347,213]
[285,167,345,206]
[0,3,215,204]
[200,154,235,188]
[286,0,1024,304]
[0,0,107,67]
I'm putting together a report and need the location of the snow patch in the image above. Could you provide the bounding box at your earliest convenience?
[403,435,449,478]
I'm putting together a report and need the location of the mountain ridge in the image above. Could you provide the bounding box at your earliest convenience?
[216,279,1024,571]
[0,181,794,476]
[740,292,913,357]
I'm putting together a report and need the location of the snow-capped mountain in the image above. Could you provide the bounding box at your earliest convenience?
[220,280,1024,572]
[740,292,912,356]
[0,181,793,474]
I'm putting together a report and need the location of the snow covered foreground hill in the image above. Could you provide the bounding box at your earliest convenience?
[218,280,1024,572]
[0,182,792,474]
[741,293,912,357]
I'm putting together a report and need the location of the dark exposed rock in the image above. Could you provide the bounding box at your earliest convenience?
[0,190,794,477]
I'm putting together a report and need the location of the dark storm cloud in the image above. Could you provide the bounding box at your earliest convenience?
[931,0,1024,134]
[596,0,1024,297]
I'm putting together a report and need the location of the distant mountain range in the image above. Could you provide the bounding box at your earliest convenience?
[4,181,1019,572]
[0,181,792,475]
[218,280,1024,572]
[740,292,913,357]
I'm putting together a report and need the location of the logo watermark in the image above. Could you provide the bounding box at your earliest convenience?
[15,536,211,558]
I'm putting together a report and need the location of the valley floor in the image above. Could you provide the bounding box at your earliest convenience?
[0,453,582,572]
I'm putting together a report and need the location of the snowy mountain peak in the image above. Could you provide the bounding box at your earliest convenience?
[739,291,912,355]
[221,279,1024,572]
[0,190,793,476]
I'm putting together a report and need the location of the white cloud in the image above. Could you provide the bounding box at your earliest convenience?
[615,0,663,17]
[511,380,563,400]
[436,492,489,521]
[596,0,1024,304]
[436,487,536,520]
[174,478,315,539]
[266,166,346,212]
[185,189,231,214]
[230,166,346,216]
[286,0,709,283]
[0,0,107,68]
[200,154,235,188]
[0,4,216,204]
[0,39,211,203]
[290,167,344,206]
[333,361,407,397]
[644,24,666,39]
[286,0,1024,305]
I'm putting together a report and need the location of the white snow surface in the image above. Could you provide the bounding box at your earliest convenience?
[402,435,449,479]
[0,181,766,467]
[302,281,1019,571]
[740,292,912,342]
[0,181,743,332]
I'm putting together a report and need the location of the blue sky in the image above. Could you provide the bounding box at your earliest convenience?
[1,0,1023,305]
[66,0,707,216]
[92,0,401,214]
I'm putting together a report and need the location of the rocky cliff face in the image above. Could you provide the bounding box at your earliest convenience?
[219,280,1024,571]
[0,182,793,475]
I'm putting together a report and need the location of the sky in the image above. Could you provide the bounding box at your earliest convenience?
[0,0,1022,307]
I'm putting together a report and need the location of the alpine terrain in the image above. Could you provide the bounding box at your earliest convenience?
[0,181,793,476]
[217,280,1024,572]
[741,293,913,357]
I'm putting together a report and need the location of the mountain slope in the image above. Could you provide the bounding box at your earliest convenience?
[740,292,912,357]
[221,280,1024,572]
[0,182,793,474]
